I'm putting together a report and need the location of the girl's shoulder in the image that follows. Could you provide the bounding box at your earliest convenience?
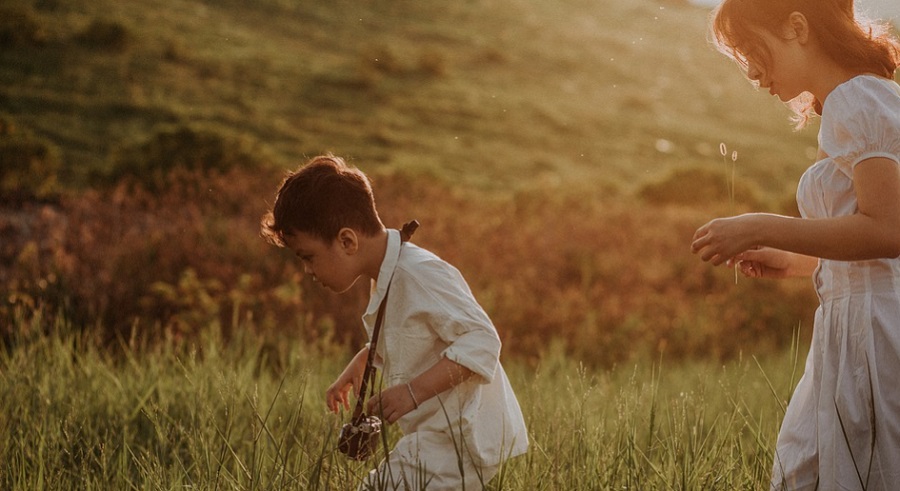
[819,75,900,170]
[825,75,900,115]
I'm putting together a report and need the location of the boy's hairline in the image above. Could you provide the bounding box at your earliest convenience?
[277,224,385,245]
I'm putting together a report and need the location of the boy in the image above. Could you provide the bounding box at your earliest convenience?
[261,155,528,490]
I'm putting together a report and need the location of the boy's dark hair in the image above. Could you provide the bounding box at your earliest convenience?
[261,155,383,246]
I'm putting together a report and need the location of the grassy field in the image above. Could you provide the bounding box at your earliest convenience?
[2,1,895,487]
[1,320,803,490]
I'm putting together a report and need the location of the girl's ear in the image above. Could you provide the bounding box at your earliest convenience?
[337,227,359,255]
[786,12,810,44]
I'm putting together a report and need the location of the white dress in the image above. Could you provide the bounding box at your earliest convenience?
[772,76,900,491]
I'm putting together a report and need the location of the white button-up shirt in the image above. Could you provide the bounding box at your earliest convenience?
[363,229,529,466]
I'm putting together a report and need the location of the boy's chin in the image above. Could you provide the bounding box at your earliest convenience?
[329,277,360,294]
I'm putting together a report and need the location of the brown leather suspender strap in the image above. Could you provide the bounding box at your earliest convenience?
[351,220,419,423]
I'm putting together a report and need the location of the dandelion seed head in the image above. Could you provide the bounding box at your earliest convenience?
[719,142,727,156]
[731,151,738,162]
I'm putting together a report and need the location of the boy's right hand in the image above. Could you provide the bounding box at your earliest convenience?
[325,347,369,413]
[326,376,356,413]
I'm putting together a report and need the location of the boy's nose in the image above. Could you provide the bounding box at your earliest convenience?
[747,63,762,82]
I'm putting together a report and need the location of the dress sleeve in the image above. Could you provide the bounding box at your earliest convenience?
[819,78,900,174]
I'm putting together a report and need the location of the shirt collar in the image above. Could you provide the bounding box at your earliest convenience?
[365,229,401,317]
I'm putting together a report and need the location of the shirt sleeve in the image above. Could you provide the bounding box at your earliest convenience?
[436,309,501,384]
[402,259,501,384]
[819,78,900,174]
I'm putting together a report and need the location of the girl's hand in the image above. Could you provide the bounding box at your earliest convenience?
[730,247,792,279]
[367,383,418,424]
[691,214,761,266]
[730,247,818,279]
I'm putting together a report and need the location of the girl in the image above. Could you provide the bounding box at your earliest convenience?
[690,1,900,489]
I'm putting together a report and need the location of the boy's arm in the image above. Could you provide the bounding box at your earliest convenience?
[408,357,474,403]
[326,347,369,413]
[367,356,474,424]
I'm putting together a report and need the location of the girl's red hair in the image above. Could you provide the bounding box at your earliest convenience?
[711,0,900,127]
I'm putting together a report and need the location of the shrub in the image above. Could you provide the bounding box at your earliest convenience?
[0,6,47,48]
[75,19,130,52]
[108,124,274,191]
[2,165,817,365]
[0,115,60,202]
[417,49,447,77]
[638,167,762,209]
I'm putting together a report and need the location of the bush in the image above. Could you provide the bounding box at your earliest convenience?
[0,6,47,48]
[108,124,274,191]
[0,166,309,345]
[639,167,762,209]
[0,116,60,202]
[75,19,130,52]
[2,165,817,365]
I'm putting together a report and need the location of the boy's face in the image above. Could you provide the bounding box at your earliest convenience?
[282,229,361,293]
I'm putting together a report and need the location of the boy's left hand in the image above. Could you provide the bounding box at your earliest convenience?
[367,384,417,424]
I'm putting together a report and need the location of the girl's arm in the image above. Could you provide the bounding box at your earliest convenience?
[692,157,900,264]
[367,357,474,424]
[731,247,819,279]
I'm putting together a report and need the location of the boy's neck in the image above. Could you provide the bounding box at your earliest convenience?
[359,228,389,282]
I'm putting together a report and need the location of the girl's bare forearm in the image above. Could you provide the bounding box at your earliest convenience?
[754,213,900,261]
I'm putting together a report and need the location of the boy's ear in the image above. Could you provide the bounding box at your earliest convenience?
[336,228,359,255]
[786,12,810,44]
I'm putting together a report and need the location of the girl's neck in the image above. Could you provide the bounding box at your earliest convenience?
[809,60,863,105]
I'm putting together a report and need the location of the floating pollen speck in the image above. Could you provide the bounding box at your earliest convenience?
[655,139,674,154]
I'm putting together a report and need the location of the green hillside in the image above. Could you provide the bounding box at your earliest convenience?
[2,0,819,202]
[3,0,856,362]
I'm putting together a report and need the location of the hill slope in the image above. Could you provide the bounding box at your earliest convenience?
[1,0,824,203]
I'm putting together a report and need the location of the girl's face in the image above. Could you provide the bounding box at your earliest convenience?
[744,25,810,102]
[283,230,361,293]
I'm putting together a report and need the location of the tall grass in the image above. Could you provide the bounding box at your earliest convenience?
[1,316,801,490]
